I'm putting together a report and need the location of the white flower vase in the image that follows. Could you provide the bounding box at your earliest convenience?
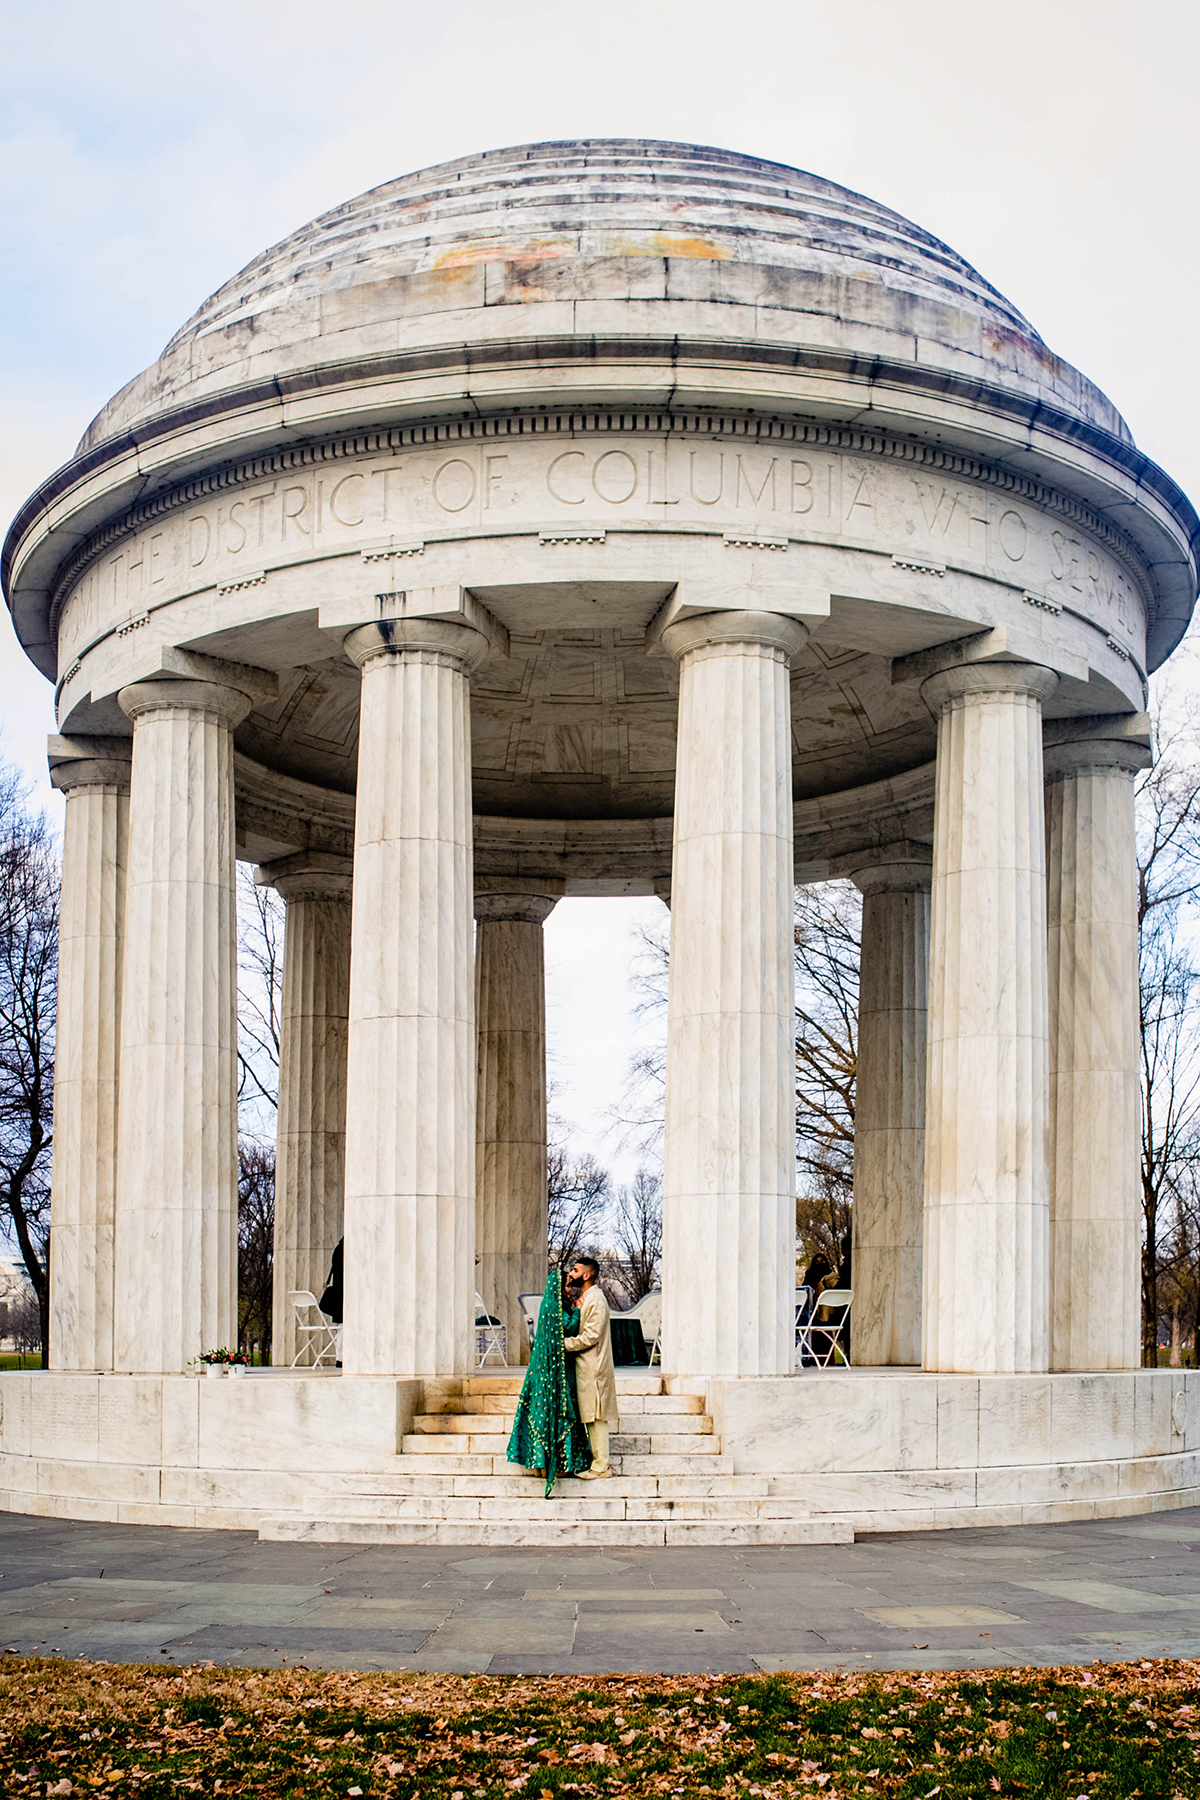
[229,1364,247,1380]
[204,1363,224,1379]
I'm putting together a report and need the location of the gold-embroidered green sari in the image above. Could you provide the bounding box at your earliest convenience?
[506,1271,593,1496]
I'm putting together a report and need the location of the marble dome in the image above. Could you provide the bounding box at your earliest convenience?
[81,138,1127,451]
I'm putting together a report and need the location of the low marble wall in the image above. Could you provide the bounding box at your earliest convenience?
[1,1370,1197,1535]
[0,1372,421,1530]
[705,1369,1200,1530]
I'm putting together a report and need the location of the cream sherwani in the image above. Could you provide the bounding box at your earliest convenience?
[564,1284,619,1425]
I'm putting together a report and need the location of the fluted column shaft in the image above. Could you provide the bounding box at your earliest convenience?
[661,609,808,1377]
[259,855,352,1367]
[1045,729,1147,1370]
[113,679,250,1373]
[49,741,131,1370]
[845,846,932,1367]
[341,618,489,1376]
[474,882,561,1365]
[921,661,1058,1374]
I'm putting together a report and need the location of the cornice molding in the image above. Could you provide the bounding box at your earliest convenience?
[38,405,1161,639]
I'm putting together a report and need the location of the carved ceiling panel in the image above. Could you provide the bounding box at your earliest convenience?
[233,631,937,818]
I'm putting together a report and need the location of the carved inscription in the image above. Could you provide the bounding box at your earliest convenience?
[58,436,1145,663]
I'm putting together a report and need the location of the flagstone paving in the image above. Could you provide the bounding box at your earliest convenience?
[1,1506,1199,1674]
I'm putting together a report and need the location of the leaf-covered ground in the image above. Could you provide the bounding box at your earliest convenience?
[0,1657,1197,1797]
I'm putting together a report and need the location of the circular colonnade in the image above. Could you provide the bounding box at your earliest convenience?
[2,141,1199,1539]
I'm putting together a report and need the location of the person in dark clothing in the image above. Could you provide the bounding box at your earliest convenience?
[797,1252,833,1368]
[821,1244,852,1363]
[800,1252,833,1295]
[320,1239,344,1363]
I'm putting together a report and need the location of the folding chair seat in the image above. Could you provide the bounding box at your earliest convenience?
[794,1288,853,1369]
[289,1291,338,1368]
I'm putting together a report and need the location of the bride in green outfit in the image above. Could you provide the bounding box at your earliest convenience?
[507,1270,593,1497]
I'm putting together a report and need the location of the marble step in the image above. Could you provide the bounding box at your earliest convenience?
[422,1392,703,1417]
[385,1451,739,1476]
[303,1472,770,1500]
[291,1493,819,1523]
[307,1492,817,1521]
[455,1373,666,1397]
[258,1516,854,1547]
[402,1431,720,1456]
[411,1410,712,1435]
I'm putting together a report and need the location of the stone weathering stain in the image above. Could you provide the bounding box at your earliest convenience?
[2,139,1198,1546]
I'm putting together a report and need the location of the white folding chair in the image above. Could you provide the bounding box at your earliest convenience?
[474,1293,507,1368]
[795,1288,853,1369]
[794,1285,812,1360]
[518,1292,542,1352]
[289,1291,338,1368]
[624,1288,662,1365]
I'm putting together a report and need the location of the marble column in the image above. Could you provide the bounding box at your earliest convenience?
[113,679,251,1374]
[257,853,353,1368]
[48,738,132,1371]
[843,844,932,1367]
[1044,721,1148,1371]
[921,661,1059,1374]
[474,879,562,1364]
[660,609,808,1377]
[341,617,490,1376]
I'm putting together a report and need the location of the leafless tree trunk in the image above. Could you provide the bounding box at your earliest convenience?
[547,1144,611,1272]
[237,1140,275,1363]
[614,887,863,1284]
[234,867,284,1359]
[793,881,860,1280]
[610,913,669,1158]
[0,765,58,1365]
[237,868,284,1123]
[611,1166,662,1302]
[1137,671,1200,1365]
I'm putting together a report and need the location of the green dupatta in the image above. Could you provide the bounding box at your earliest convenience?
[506,1271,593,1496]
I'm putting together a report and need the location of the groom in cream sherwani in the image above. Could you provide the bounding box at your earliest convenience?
[564,1256,619,1478]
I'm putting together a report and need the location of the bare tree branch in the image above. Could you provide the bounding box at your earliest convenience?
[610,1166,662,1302]
[236,868,284,1128]
[0,765,57,1363]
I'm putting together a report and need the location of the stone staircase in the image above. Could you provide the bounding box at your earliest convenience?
[259,1372,852,1546]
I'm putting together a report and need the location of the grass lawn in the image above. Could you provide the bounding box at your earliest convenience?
[0,1657,1197,1797]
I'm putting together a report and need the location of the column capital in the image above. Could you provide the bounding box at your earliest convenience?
[474,876,564,925]
[47,734,132,795]
[921,661,1059,710]
[117,678,253,729]
[831,840,934,895]
[343,617,491,673]
[660,609,809,665]
[1043,712,1152,780]
[255,851,354,905]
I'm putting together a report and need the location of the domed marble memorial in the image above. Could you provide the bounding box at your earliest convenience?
[4,141,1198,1543]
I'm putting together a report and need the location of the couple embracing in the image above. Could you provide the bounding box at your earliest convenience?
[507,1256,619,1497]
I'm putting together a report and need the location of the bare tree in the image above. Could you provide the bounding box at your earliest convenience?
[4,1286,42,1365]
[0,766,58,1364]
[793,881,861,1279]
[237,1140,275,1364]
[611,1165,662,1302]
[1137,673,1200,1365]
[610,913,669,1158]
[237,868,284,1126]
[614,886,863,1282]
[233,867,285,1358]
[547,1143,611,1271]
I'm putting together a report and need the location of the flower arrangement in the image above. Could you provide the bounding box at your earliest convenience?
[196,1348,250,1367]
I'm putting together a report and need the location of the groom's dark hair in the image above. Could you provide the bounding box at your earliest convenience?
[575,1255,600,1278]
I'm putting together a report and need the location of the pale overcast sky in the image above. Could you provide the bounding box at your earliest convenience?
[2,0,1196,1176]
